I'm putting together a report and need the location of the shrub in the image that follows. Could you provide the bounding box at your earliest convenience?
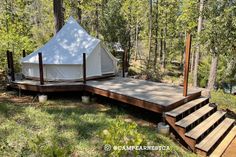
[211,90,236,112]
[101,120,147,156]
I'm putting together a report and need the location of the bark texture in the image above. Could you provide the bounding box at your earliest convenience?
[193,0,204,87]
[148,0,152,66]
[53,0,64,33]
[207,53,218,90]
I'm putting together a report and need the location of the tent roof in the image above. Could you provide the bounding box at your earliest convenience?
[21,17,100,64]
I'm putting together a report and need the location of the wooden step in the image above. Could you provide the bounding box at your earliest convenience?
[185,110,226,142]
[210,126,236,157]
[166,97,209,121]
[196,118,235,156]
[175,104,216,131]
[222,136,236,157]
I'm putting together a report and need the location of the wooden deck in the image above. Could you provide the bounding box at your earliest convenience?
[9,77,202,113]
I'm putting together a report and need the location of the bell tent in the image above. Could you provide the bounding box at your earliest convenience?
[21,17,118,81]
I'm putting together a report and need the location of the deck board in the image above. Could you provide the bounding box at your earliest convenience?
[10,77,202,113]
[86,77,201,107]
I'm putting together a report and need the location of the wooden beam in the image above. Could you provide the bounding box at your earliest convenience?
[22,50,26,57]
[9,51,15,81]
[83,53,86,84]
[183,33,192,96]
[38,52,44,85]
[85,85,164,113]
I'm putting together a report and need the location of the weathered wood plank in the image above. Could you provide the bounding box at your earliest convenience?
[185,110,226,140]
[175,104,215,128]
[210,126,236,157]
[9,77,202,113]
[166,97,208,117]
[196,118,235,153]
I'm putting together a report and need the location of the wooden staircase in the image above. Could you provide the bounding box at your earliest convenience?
[165,96,236,157]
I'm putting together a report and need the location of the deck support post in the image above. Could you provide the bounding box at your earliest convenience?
[9,51,15,81]
[83,53,86,84]
[183,33,192,96]
[38,52,44,85]
[22,50,26,57]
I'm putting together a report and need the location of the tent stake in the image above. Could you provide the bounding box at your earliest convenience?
[38,52,44,85]
[183,33,191,96]
[83,53,86,84]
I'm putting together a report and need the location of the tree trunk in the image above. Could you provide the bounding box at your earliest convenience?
[153,1,159,70]
[162,38,166,69]
[95,3,99,38]
[180,50,184,69]
[53,0,64,33]
[191,48,195,73]
[4,0,10,48]
[162,25,167,69]
[148,0,153,66]
[135,20,139,61]
[77,0,82,23]
[207,53,218,90]
[160,29,163,61]
[193,0,204,87]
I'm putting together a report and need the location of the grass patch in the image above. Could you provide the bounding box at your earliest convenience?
[0,97,196,157]
[210,90,236,113]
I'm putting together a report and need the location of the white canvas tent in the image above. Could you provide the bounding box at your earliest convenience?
[21,17,118,81]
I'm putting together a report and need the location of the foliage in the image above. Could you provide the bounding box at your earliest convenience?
[0,0,235,88]
[0,0,53,71]
[101,120,147,156]
[210,90,236,113]
[0,96,196,157]
[177,0,198,33]
[198,55,230,88]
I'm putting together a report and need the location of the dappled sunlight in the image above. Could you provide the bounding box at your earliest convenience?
[21,17,100,65]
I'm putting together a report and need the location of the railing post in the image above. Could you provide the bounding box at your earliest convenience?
[122,51,125,77]
[38,52,44,85]
[83,53,86,84]
[183,33,191,96]
[6,50,11,72]
[22,50,26,57]
[9,51,15,81]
